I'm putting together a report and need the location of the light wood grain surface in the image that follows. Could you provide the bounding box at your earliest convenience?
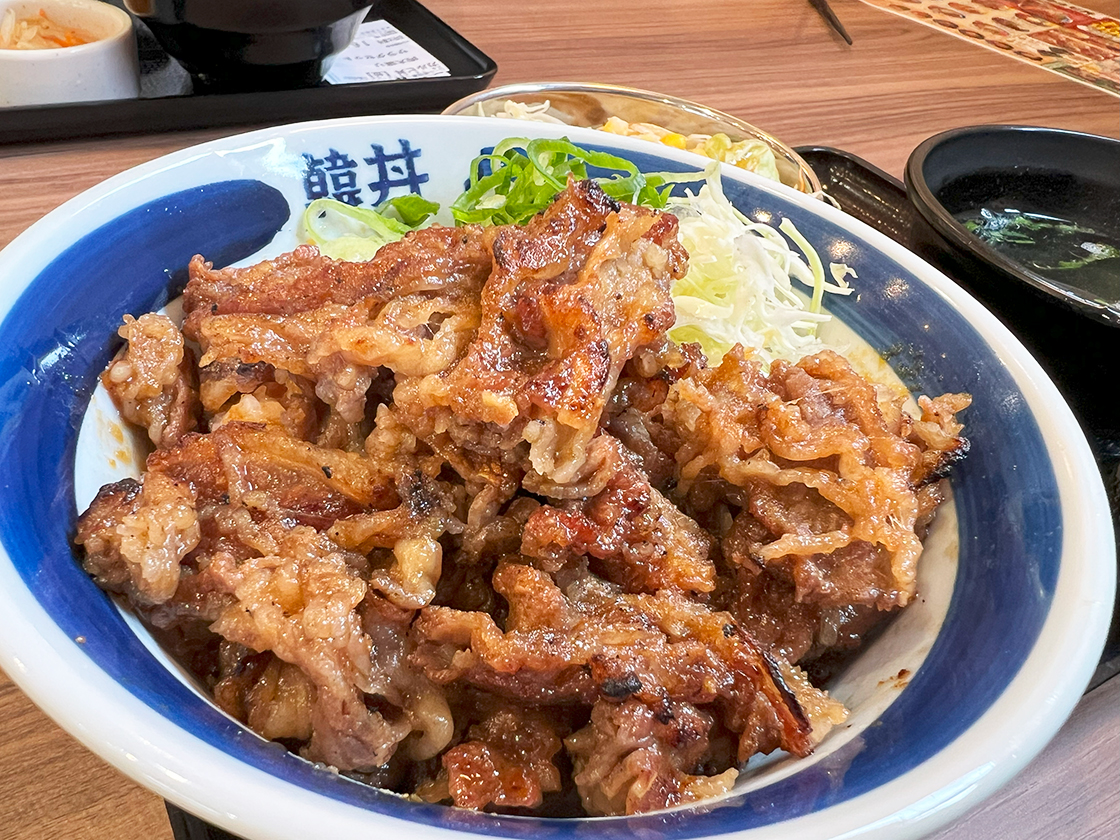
[1,1,1117,838]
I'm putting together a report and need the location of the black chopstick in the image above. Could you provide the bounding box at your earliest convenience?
[809,0,853,45]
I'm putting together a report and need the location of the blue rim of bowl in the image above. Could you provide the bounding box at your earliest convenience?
[0,129,1062,836]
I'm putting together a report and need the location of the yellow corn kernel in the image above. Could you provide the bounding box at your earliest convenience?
[660,133,688,149]
[600,116,630,135]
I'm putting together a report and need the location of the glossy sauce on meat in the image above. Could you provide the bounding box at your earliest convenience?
[76,180,969,816]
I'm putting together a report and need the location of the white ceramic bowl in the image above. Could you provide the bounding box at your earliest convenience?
[0,0,139,108]
[0,115,1114,840]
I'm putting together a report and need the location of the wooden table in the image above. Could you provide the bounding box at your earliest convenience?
[1,1,1117,837]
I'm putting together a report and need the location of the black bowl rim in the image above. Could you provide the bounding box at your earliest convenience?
[904,123,1120,329]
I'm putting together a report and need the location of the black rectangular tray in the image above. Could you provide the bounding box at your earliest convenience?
[0,0,496,145]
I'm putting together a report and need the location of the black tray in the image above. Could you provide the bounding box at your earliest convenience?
[0,0,496,145]
[162,146,1119,840]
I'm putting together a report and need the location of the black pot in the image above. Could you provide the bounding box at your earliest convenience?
[124,0,375,91]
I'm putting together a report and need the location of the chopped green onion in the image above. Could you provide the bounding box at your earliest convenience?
[450,137,702,226]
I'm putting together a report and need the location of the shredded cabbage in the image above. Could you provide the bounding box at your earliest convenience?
[300,195,438,261]
[691,133,781,184]
[487,99,568,124]
[666,167,854,367]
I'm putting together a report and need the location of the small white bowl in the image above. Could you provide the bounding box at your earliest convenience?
[0,0,139,108]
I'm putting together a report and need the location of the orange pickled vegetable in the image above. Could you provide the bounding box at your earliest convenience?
[0,8,95,50]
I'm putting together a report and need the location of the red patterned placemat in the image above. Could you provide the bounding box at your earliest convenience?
[860,0,1119,95]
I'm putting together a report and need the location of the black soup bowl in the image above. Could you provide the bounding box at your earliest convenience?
[907,125,1120,327]
[905,125,1120,440]
[124,0,375,91]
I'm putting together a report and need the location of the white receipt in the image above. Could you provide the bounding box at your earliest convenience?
[324,20,451,85]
